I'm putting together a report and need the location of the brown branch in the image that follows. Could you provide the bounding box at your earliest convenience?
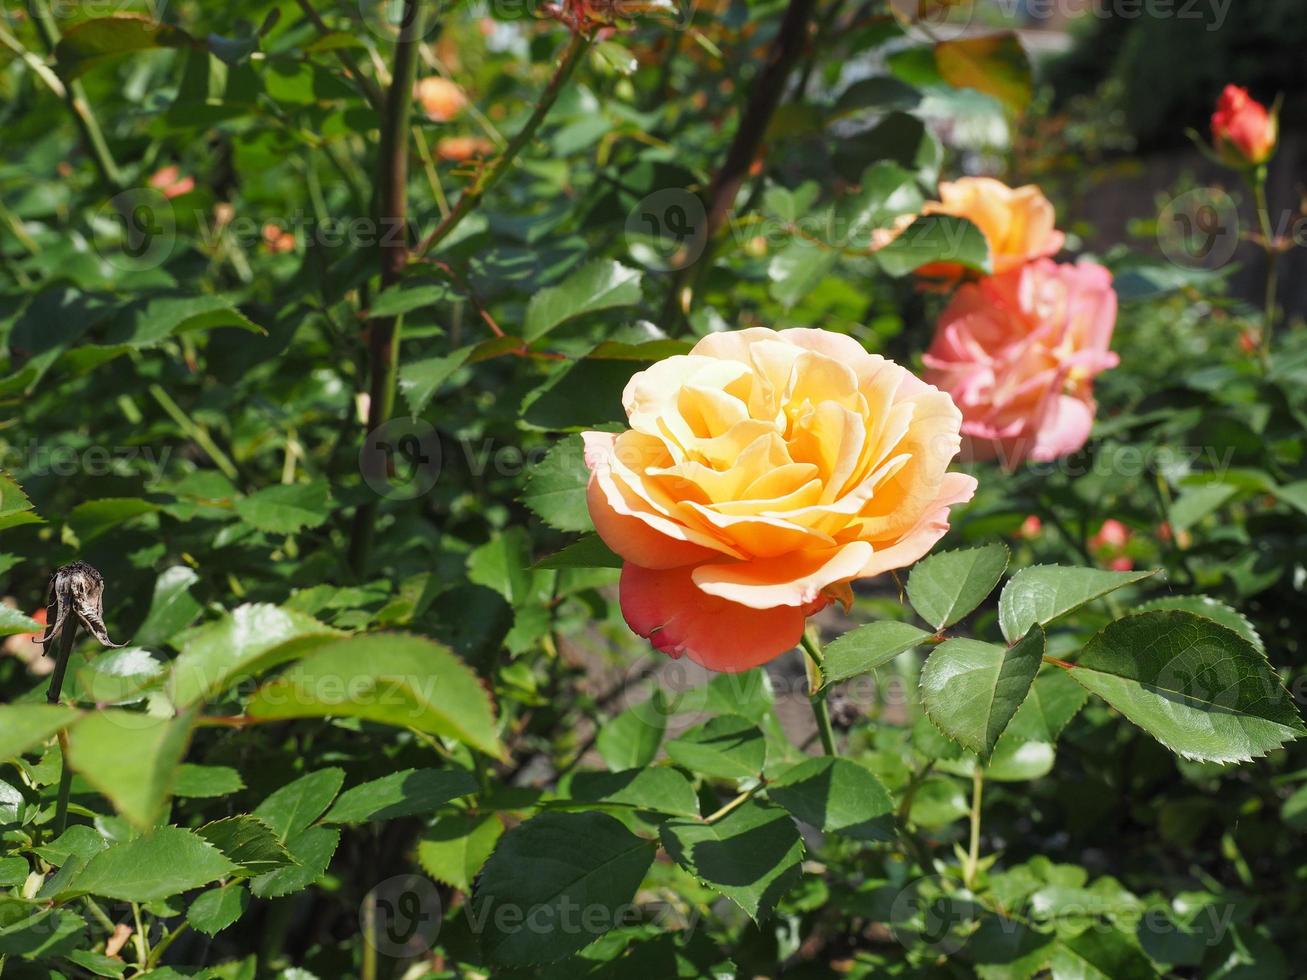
[663,0,819,323]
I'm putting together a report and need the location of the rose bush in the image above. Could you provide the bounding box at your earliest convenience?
[0,1,1304,976]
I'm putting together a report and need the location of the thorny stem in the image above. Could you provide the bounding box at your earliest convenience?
[348,0,426,574]
[46,606,79,839]
[800,632,838,756]
[411,31,590,261]
[293,0,386,112]
[29,0,123,192]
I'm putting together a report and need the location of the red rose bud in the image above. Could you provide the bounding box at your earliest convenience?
[1211,85,1277,167]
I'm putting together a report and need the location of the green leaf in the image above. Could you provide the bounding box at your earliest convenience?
[1168,482,1238,533]
[998,566,1158,643]
[56,827,236,902]
[934,33,1033,115]
[0,704,80,761]
[0,856,28,886]
[1004,669,1089,744]
[399,346,474,416]
[820,621,932,687]
[768,242,839,309]
[1071,611,1305,762]
[253,768,345,839]
[533,534,621,570]
[596,695,666,770]
[660,800,803,920]
[522,357,645,429]
[665,715,765,781]
[920,626,1045,758]
[418,813,502,892]
[65,948,127,977]
[471,811,656,965]
[173,763,245,798]
[524,260,643,341]
[1049,926,1157,979]
[875,215,990,277]
[0,907,85,958]
[907,543,1009,630]
[167,603,340,708]
[196,816,297,876]
[767,757,894,841]
[0,606,42,637]
[71,647,164,704]
[249,825,341,899]
[322,768,477,824]
[566,767,700,818]
[187,884,249,937]
[520,435,592,533]
[132,565,203,648]
[64,708,197,829]
[245,634,504,758]
[372,279,453,318]
[68,497,159,543]
[55,15,194,79]
[1135,595,1263,653]
[234,479,333,534]
[101,294,263,347]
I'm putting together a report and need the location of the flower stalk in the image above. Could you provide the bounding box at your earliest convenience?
[801,631,838,757]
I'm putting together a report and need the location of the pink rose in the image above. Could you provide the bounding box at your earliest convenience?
[923,259,1119,468]
[1211,85,1277,167]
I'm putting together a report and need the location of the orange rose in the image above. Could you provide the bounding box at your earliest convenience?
[916,177,1064,280]
[1211,85,1277,167]
[148,165,195,200]
[415,77,468,123]
[583,328,977,672]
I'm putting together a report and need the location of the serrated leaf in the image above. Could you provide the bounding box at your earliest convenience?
[566,767,700,818]
[0,907,86,957]
[418,813,502,891]
[1135,595,1263,653]
[1070,611,1305,763]
[533,533,621,569]
[665,715,765,781]
[471,811,656,964]
[767,757,894,841]
[253,768,344,839]
[921,626,1045,758]
[249,825,340,899]
[132,565,203,648]
[68,497,159,543]
[524,260,643,341]
[64,708,197,830]
[167,603,340,708]
[821,621,933,687]
[399,346,474,416]
[520,435,592,532]
[322,768,477,824]
[234,480,332,534]
[908,543,1009,629]
[55,15,194,79]
[999,566,1157,643]
[196,815,297,875]
[173,763,244,798]
[55,827,236,902]
[245,634,504,758]
[1004,669,1089,744]
[0,606,43,637]
[660,800,803,921]
[187,884,249,936]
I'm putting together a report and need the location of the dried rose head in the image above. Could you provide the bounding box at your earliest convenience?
[40,561,123,654]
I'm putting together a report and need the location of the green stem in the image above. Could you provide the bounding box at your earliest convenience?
[293,0,385,112]
[145,921,188,969]
[800,632,838,756]
[29,0,123,192]
[1252,172,1279,361]
[131,902,149,965]
[348,0,426,575]
[704,785,760,823]
[148,384,240,481]
[963,767,984,890]
[411,31,590,261]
